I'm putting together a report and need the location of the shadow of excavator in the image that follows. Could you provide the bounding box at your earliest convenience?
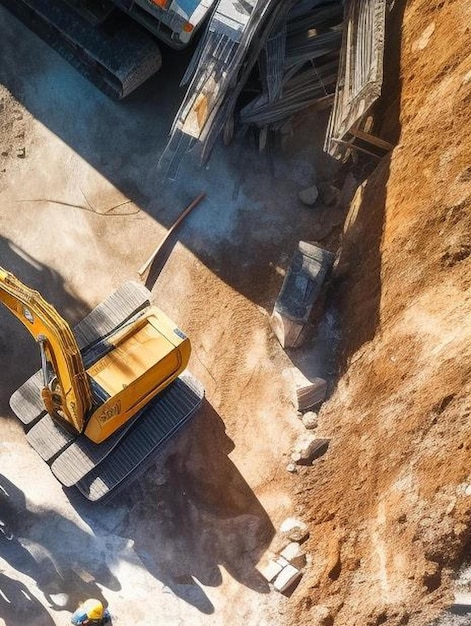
[128,401,274,613]
[0,236,90,413]
[71,400,275,615]
[0,476,119,618]
[0,572,55,626]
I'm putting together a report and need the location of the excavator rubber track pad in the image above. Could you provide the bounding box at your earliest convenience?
[25,414,76,462]
[9,371,46,427]
[33,408,139,477]
[63,0,114,25]
[10,281,151,426]
[76,372,204,501]
[74,372,204,501]
[1,0,162,99]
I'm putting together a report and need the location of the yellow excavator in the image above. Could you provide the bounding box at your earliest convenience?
[1,267,203,501]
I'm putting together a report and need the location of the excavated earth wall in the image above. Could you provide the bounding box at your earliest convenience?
[290,1,471,624]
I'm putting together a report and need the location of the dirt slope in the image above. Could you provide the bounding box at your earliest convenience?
[290,1,471,624]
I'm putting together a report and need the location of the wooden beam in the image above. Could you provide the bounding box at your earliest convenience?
[349,127,394,151]
[138,193,206,279]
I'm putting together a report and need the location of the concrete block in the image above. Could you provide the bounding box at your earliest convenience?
[259,559,283,583]
[280,517,309,543]
[273,564,302,593]
[292,435,330,464]
[275,555,290,568]
[271,243,334,348]
[280,542,307,569]
[296,377,327,411]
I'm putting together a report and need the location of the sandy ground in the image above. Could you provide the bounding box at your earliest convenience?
[0,6,342,626]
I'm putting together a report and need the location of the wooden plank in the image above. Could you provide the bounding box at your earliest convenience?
[349,127,394,151]
[138,193,206,279]
[330,137,383,159]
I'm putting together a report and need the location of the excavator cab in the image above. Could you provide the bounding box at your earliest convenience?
[84,305,191,443]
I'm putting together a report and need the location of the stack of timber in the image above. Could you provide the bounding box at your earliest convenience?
[239,1,344,147]
[160,0,265,176]
[160,0,344,174]
[324,0,393,160]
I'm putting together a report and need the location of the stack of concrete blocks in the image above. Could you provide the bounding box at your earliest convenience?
[259,518,309,594]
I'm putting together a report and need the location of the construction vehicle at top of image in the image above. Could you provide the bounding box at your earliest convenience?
[0,267,204,502]
[0,0,217,99]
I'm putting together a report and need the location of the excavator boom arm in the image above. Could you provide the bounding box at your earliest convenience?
[0,268,92,433]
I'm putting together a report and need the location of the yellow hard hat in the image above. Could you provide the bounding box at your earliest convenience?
[83,598,105,620]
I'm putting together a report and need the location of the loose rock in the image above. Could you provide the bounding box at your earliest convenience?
[280,517,310,543]
[318,182,340,206]
[311,605,334,626]
[280,542,307,569]
[338,171,358,209]
[298,184,319,206]
[301,411,318,430]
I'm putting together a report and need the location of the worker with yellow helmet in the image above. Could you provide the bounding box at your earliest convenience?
[70,598,111,625]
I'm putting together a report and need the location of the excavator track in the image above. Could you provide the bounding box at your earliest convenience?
[10,282,204,501]
[70,373,202,502]
[0,0,162,99]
